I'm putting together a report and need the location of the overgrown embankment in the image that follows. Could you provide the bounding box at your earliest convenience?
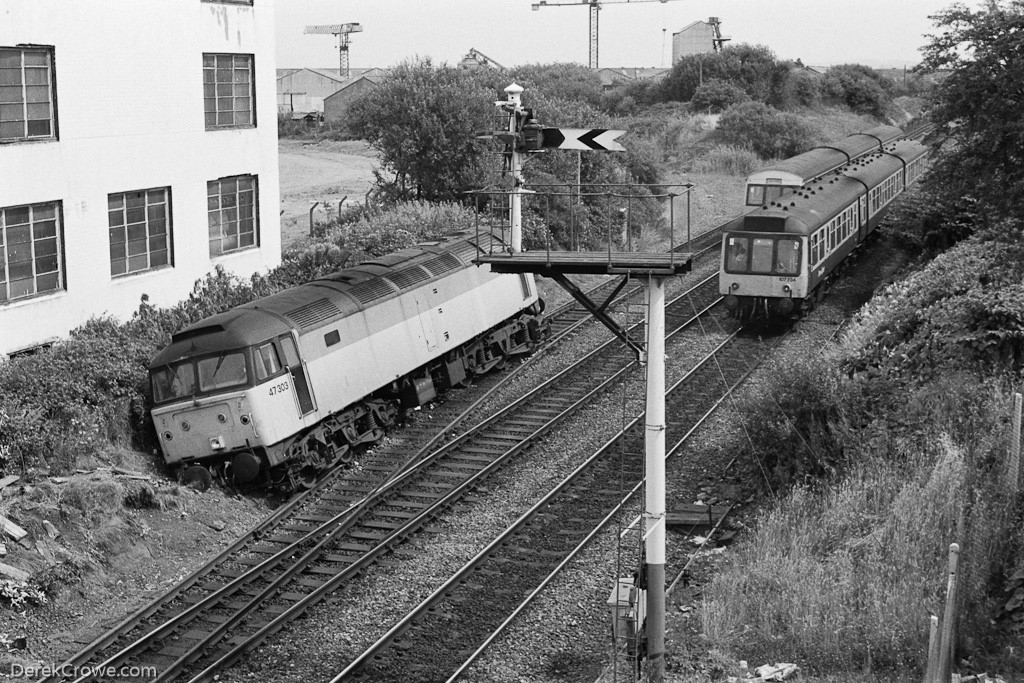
[700,224,1024,678]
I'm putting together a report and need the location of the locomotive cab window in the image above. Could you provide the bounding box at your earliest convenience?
[152,361,196,404]
[750,238,774,273]
[197,352,248,392]
[254,342,282,381]
[776,238,801,275]
[725,236,749,272]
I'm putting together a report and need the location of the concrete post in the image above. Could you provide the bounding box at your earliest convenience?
[644,276,667,682]
[936,543,960,683]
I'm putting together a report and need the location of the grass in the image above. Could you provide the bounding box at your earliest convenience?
[701,382,1019,678]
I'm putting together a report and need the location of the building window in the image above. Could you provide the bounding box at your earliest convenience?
[0,202,63,303]
[203,54,254,129]
[208,175,258,256]
[0,47,56,142]
[108,188,172,277]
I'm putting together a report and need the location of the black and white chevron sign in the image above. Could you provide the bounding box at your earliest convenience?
[540,127,626,152]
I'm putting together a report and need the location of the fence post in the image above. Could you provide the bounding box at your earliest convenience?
[1009,392,1021,496]
[936,543,960,683]
[924,614,939,683]
[309,201,320,238]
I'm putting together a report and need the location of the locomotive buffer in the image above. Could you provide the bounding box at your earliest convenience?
[475,83,692,683]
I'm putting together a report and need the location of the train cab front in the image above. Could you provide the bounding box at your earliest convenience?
[719,229,806,324]
[147,311,314,488]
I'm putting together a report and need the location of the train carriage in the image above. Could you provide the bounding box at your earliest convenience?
[722,139,929,321]
[744,125,904,207]
[148,229,546,489]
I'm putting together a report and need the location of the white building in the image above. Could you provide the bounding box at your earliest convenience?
[0,0,282,359]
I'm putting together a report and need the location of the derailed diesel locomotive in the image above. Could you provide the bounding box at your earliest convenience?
[148,229,547,490]
[721,139,928,322]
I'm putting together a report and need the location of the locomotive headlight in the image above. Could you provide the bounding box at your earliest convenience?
[181,420,190,432]
[163,431,173,441]
[240,414,251,425]
[730,282,739,290]
[783,284,791,293]
[210,436,225,450]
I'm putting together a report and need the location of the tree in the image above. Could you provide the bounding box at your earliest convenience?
[822,64,894,117]
[715,102,817,159]
[658,44,790,106]
[919,0,1024,219]
[347,59,500,203]
[690,78,751,113]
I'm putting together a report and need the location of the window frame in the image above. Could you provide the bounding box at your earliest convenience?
[253,341,285,383]
[108,186,173,278]
[207,174,259,257]
[0,45,58,143]
[202,52,255,130]
[0,200,65,304]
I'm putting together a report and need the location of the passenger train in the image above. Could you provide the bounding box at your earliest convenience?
[721,138,928,322]
[148,229,547,490]
[743,125,904,208]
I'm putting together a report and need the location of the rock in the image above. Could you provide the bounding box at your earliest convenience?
[205,520,227,532]
[42,520,59,539]
[0,561,30,581]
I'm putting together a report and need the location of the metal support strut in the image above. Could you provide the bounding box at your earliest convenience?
[549,272,644,359]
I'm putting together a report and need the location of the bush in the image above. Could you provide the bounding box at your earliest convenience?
[823,64,895,118]
[690,78,750,113]
[689,144,762,176]
[715,102,818,159]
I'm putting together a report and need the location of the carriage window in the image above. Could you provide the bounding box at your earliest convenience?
[725,236,749,272]
[152,361,196,403]
[750,238,774,273]
[764,185,787,204]
[253,342,282,381]
[745,185,764,206]
[776,239,801,275]
[198,352,248,391]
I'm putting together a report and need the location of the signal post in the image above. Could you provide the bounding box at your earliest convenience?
[479,83,691,682]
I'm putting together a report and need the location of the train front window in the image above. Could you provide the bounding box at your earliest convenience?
[254,342,282,382]
[750,238,774,273]
[745,185,764,206]
[197,352,248,392]
[776,238,801,275]
[725,236,749,272]
[152,361,196,404]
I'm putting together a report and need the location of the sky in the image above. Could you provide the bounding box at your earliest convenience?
[275,0,966,72]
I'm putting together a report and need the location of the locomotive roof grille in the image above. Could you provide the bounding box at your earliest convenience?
[422,253,463,276]
[449,239,483,262]
[348,278,398,304]
[385,265,432,290]
[284,298,343,330]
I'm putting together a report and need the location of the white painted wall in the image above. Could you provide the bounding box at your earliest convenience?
[0,0,281,358]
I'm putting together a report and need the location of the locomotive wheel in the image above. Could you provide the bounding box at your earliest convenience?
[181,465,213,492]
[298,466,318,490]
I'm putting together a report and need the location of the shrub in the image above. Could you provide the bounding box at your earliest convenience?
[690,78,750,113]
[690,144,761,176]
[822,64,895,118]
[715,102,818,159]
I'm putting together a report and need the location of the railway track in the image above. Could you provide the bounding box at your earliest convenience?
[48,234,725,683]
[329,291,771,682]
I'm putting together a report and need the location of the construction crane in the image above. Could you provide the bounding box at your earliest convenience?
[304,23,363,79]
[531,0,680,69]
